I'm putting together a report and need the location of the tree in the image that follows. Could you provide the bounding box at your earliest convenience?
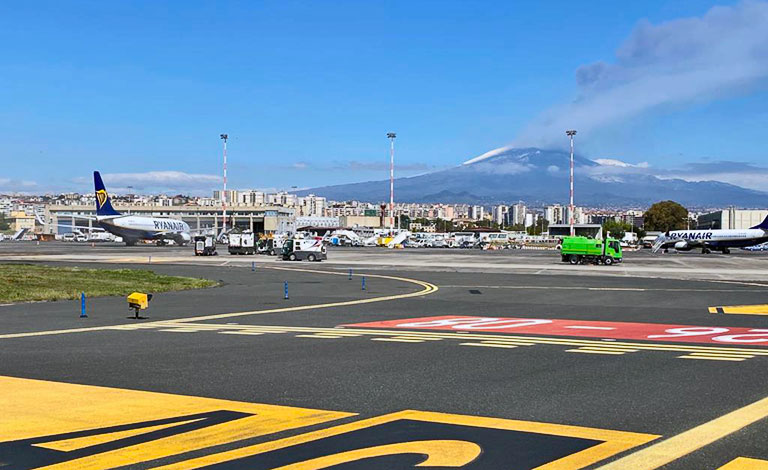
[527,219,549,235]
[435,218,454,233]
[644,201,689,232]
[398,214,410,229]
[0,214,9,231]
[603,220,631,240]
[505,223,526,232]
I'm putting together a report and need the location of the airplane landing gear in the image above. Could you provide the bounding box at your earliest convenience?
[722,247,731,254]
[702,247,711,254]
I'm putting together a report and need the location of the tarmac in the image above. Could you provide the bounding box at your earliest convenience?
[1,241,768,469]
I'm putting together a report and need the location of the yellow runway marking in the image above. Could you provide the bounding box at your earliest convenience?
[132,322,768,361]
[370,337,424,343]
[460,342,518,349]
[217,331,264,336]
[686,352,755,358]
[390,335,442,341]
[295,334,344,339]
[566,349,627,355]
[153,409,658,470]
[709,304,768,315]
[34,418,205,451]
[677,351,755,361]
[0,376,352,470]
[719,457,768,469]
[570,347,638,353]
[595,394,768,469]
[478,340,535,346]
[0,266,438,341]
[679,356,745,362]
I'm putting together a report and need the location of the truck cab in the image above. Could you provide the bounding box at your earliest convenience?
[560,236,622,265]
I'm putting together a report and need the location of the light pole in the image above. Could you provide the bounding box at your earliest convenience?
[387,132,396,233]
[566,130,577,237]
[220,134,228,238]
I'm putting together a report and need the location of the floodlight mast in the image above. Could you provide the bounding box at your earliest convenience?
[220,134,228,238]
[387,132,396,232]
[566,130,577,237]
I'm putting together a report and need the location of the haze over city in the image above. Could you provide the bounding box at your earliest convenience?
[2,0,768,195]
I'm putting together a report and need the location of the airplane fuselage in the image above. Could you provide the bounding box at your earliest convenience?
[656,228,768,252]
[97,215,191,245]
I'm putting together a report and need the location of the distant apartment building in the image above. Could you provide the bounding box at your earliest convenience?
[237,190,266,206]
[297,195,326,217]
[0,198,12,216]
[9,211,36,232]
[212,190,239,205]
[564,206,587,225]
[524,213,534,228]
[545,204,563,225]
[493,205,508,225]
[469,205,484,221]
[510,203,526,226]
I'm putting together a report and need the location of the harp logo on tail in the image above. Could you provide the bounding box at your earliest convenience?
[96,190,108,209]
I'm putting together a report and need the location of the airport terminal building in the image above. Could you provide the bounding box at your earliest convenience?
[44,204,296,235]
[697,209,768,230]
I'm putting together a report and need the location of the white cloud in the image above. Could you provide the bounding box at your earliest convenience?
[471,161,533,175]
[661,161,768,191]
[515,1,768,147]
[593,158,649,168]
[0,178,38,194]
[96,171,220,194]
[463,146,515,165]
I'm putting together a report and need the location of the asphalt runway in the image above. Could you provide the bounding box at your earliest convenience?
[2,243,768,469]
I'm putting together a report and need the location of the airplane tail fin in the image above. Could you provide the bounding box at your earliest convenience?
[93,171,121,216]
[750,215,768,230]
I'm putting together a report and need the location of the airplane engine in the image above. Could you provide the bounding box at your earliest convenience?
[175,232,192,246]
[674,241,691,251]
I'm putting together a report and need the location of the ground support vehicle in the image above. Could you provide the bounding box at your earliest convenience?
[560,236,622,265]
[194,235,217,256]
[228,232,256,255]
[281,236,327,261]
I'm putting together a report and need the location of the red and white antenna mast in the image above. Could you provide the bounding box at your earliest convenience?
[220,133,228,237]
[387,132,396,232]
[566,130,577,237]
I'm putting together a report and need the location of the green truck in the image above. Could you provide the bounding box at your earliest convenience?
[560,236,623,265]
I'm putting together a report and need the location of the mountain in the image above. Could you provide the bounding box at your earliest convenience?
[296,147,768,207]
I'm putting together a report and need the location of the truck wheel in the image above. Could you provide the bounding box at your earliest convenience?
[307,254,316,262]
[604,257,613,266]
[289,253,297,261]
[568,255,579,265]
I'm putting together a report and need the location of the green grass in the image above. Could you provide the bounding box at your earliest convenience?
[0,264,218,303]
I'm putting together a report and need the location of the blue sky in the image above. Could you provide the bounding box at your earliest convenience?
[2,0,767,194]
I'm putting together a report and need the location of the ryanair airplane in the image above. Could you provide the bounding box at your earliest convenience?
[652,216,768,254]
[90,171,193,246]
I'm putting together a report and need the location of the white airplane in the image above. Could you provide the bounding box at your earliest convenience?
[652,216,768,254]
[57,171,194,246]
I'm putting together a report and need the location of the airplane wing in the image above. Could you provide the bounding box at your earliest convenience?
[51,224,106,232]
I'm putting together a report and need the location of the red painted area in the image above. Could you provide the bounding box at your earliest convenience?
[345,316,768,346]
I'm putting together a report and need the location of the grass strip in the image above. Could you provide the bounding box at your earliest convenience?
[0,264,218,302]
